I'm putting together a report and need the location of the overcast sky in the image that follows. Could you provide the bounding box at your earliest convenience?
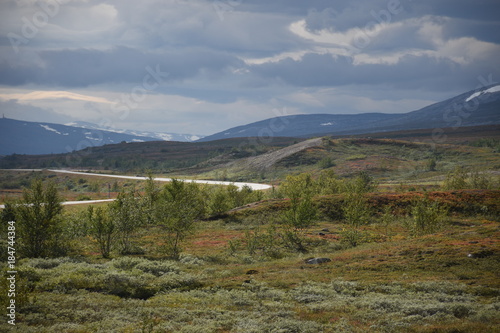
[0,0,499,136]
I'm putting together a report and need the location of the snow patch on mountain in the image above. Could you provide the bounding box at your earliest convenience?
[40,124,69,135]
[154,133,174,141]
[65,121,203,142]
[465,85,500,102]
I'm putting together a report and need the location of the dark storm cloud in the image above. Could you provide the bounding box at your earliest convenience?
[442,19,500,45]
[1,0,498,89]
[0,0,499,134]
[409,0,500,22]
[300,0,500,42]
[250,52,499,91]
[0,46,243,87]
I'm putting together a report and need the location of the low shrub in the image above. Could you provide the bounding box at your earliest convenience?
[103,271,156,299]
[135,260,180,276]
[24,257,81,270]
[155,272,201,291]
[109,256,144,270]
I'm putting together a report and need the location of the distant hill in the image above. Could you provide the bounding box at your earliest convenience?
[199,85,500,141]
[0,136,301,171]
[0,118,203,155]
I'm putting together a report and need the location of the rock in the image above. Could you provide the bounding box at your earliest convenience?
[467,250,494,259]
[304,257,331,265]
[246,269,259,275]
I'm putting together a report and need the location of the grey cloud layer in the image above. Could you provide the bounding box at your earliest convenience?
[0,0,499,135]
[0,46,242,86]
[1,0,499,88]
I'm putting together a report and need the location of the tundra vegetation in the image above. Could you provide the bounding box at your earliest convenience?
[0,136,499,332]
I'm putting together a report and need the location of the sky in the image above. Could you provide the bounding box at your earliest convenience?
[0,0,499,136]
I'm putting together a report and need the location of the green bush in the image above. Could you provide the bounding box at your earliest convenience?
[407,195,448,236]
[317,156,335,169]
[443,167,498,190]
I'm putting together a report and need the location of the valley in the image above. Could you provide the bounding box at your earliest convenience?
[0,123,499,332]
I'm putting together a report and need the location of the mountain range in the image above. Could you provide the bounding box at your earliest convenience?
[0,119,203,155]
[65,121,203,142]
[199,84,500,141]
[1,84,499,155]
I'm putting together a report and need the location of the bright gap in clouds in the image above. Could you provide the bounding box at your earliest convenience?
[0,91,114,104]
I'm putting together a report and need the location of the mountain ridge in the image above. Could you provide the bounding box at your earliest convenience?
[0,118,164,155]
[65,121,204,142]
[0,118,204,155]
[198,84,500,141]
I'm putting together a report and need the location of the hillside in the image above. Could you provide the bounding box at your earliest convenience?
[199,84,500,141]
[0,136,303,172]
[192,125,500,184]
[1,125,499,185]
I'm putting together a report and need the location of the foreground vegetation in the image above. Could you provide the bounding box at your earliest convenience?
[1,134,499,332]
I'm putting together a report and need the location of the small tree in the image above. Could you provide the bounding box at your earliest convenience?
[344,171,376,194]
[143,174,161,224]
[442,167,468,190]
[208,186,233,217]
[155,180,205,259]
[109,190,145,254]
[426,158,437,171]
[144,173,160,204]
[408,195,448,236]
[280,173,317,252]
[281,173,317,229]
[343,192,371,228]
[341,191,372,247]
[316,170,342,195]
[16,179,63,258]
[87,206,115,258]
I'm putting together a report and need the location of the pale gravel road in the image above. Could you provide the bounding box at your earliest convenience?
[0,169,272,208]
